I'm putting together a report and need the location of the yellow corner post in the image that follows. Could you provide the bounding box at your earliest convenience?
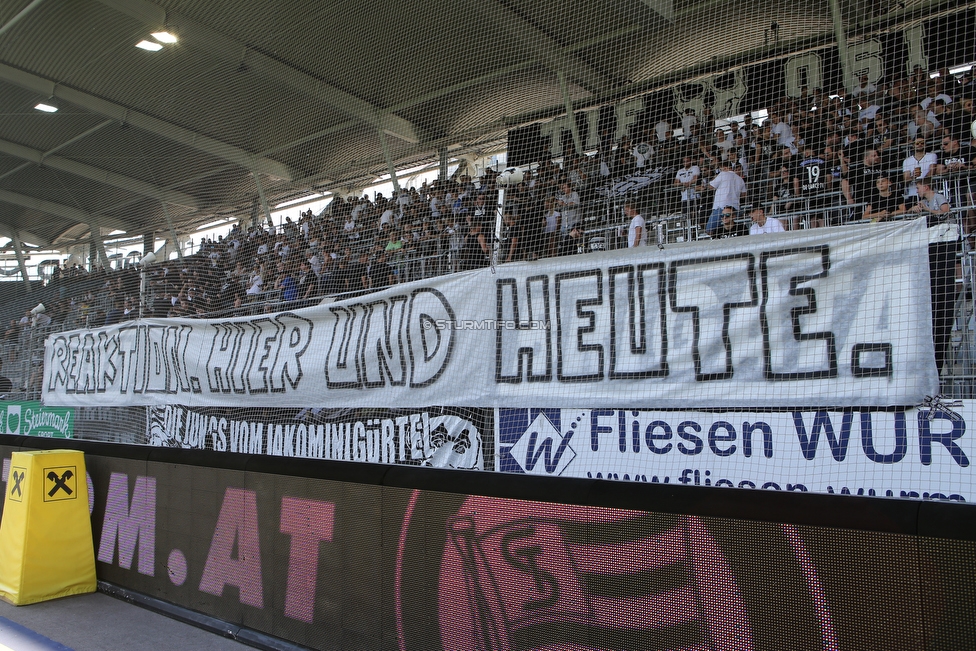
[0,450,96,605]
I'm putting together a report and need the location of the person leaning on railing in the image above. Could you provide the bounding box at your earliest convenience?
[459,217,491,271]
[749,207,785,235]
[862,176,907,222]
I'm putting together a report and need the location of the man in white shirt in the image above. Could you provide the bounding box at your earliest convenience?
[674,156,701,220]
[706,160,746,234]
[654,118,670,142]
[711,129,734,161]
[429,191,444,219]
[851,73,877,99]
[625,202,645,247]
[396,190,412,218]
[769,112,796,152]
[379,205,396,228]
[749,207,785,234]
[902,137,939,198]
[557,182,580,236]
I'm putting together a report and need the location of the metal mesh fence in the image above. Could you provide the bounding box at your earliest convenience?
[0,0,972,501]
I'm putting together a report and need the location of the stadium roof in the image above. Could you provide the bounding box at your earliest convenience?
[0,0,945,248]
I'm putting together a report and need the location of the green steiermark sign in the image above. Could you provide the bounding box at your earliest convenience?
[0,401,74,438]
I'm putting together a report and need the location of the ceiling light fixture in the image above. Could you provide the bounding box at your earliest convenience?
[151,31,177,44]
[135,40,163,51]
[34,102,57,112]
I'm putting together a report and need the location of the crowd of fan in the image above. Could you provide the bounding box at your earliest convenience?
[622,66,975,241]
[4,65,973,331]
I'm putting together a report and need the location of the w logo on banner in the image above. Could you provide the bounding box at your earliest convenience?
[509,412,577,476]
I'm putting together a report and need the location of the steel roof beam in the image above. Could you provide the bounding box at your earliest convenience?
[0,219,50,248]
[472,1,608,95]
[0,188,128,231]
[0,62,295,181]
[0,137,201,210]
[95,0,422,144]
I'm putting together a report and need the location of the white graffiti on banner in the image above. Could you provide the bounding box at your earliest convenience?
[497,408,972,500]
[493,248,872,384]
[45,288,454,401]
[324,289,455,390]
[46,315,313,397]
[148,405,483,469]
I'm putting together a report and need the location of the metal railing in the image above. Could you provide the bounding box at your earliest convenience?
[7,177,976,402]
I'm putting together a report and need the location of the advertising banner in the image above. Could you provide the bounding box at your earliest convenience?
[497,405,972,501]
[44,220,936,409]
[0,401,73,438]
[1,445,972,649]
[146,405,485,469]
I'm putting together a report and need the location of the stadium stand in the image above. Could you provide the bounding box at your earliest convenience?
[0,0,975,649]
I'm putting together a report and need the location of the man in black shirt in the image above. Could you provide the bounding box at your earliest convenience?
[347,252,368,294]
[714,207,749,238]
[771,165,795,213]
[863,176,907,222]
[937,137,970,174]
[793,146,828,196]
[368,252,394,289]
[842,148,883,220]
[791,146,829,228]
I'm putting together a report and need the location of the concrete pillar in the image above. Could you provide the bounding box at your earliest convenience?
[160,203,183,262]
[252,171,276,230]
[439,147,449,181]
[89,225,109,270]
[828,0,852,92]
[378,129,401,193]
[11,232,31,294]
[558,71,583,155]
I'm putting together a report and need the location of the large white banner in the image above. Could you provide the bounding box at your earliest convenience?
[44,220,937,409]
[496,405,972,501]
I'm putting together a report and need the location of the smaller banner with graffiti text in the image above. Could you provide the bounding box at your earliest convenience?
[147,405,485,470]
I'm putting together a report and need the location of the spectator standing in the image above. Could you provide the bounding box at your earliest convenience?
[674,156,701,221]
[459,218,491,271]
[557,182,580,237]
[680,108,698,142]
[863,176,907,222]
[903,136,939,199]
[542,197,560,259]
[792,145,829,228]
[625,202,645,247]
[0,359,12,394]
[842,148,884,212]
[706,160,747,235]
